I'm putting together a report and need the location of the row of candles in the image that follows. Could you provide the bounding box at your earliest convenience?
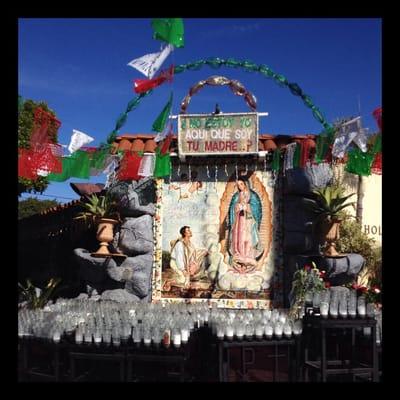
[18,291,381,346]
[306,288,377,319]
[18,299,209,348]
[209,308,302,340]
[18,298,304,346]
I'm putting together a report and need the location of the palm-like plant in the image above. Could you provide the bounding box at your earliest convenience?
[304,185,356,256]
[75,193,120,224]
[304,185,356,224]
[18,278,61,309]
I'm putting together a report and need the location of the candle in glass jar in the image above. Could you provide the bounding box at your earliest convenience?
[293,320,302,336]
[172,330,181,347]
[225,325,234,341]
[181,328,189,343]
[255,324,264,340]
[216,325,224,340]
[163,329,171,347]
[274,322,283,339]
[53,330,61,343]
[320,302,329,318]
[283,322,292,338]
[235,322,244,340]
[357,297,366,318]
[265,323,273,339]
[75,330,83,344]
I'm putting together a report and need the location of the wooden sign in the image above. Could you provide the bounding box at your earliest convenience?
[178,112,258,156]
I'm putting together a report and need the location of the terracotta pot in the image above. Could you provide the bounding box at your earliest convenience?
[93,218,118,257]
[321,219,341,256]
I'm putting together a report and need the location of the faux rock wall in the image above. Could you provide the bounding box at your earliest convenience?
[74,178,156,302]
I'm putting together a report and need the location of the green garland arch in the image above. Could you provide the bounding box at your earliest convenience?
[102,57,334,148]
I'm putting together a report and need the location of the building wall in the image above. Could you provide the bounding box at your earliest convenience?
[335,164,382,246]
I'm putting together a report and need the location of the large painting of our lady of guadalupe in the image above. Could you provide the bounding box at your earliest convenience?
[152,167,275,308]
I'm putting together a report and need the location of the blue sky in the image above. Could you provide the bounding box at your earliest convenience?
[18,18,382,203]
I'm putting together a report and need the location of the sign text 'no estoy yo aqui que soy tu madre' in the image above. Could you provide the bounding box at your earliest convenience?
[178,113,259,156]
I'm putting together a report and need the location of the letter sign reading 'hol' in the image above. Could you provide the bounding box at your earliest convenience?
[178,113,258,155]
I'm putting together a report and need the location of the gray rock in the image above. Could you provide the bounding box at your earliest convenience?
[125,271,152,298]
[101,289,141,303]
[108,178,156,217]
[105,254,153,299]
[73,178,155,303]
[112,215,154,256]
[320,253,365,285]
[73,248,117,283]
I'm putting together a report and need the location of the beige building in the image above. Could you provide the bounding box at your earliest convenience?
[335,164,382,246]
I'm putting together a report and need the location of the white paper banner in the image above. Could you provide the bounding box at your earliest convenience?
[68,130,94,154]
[127,44,174,79]
[332,117,362,158]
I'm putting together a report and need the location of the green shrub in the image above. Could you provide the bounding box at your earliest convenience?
[336,218,381,286]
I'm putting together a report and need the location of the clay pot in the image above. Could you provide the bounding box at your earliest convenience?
[93,218,118,257]
[321,219,342,257]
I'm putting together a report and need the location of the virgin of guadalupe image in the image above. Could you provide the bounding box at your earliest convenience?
[228,176,263,273]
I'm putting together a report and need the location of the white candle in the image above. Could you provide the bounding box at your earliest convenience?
[255,325,264,339]
[173,333,181,347]
[53,331,61,343]
[265,324,273,339]
[358,305,366,318]
[225,326,234,340]
[274,325,283,338]
[283,325,292,338]
[181,328,189,343]
[320,302,329,318]
[75,333,83,344]
[236,331,244,340]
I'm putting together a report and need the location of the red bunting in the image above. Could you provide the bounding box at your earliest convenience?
[133,65,174,94]
[18,144,63,179]
[371,152,382,174]
[160,131,173,154]
[372,107,382,131]
[18,148,39,180]
[117,151,143,181]
[299,139,315,168]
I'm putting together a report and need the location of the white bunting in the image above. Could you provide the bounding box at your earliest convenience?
[353,127,368,153]
[332,117,362,158]
[138,154,156,177]
[68,130,94,154]
[127,44,174,79]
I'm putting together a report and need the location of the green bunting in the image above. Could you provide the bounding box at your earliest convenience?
[48,157,72,182]
[315,134,332,163]
[48,150,90,182]
[272,148,281,172]
[152,18,184,48]
[152,93,173,133]
[293,143,301,168]
[154,147,171,178]
[345,148,374,176]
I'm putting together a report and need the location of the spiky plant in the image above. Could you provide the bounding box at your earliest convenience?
[18,278,61,309]
[74,193,120,224]
[304,185,356,224]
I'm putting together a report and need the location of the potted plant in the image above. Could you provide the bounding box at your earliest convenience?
[288,262,327,319]
[75,193,121,257]
[304,185,355,256]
